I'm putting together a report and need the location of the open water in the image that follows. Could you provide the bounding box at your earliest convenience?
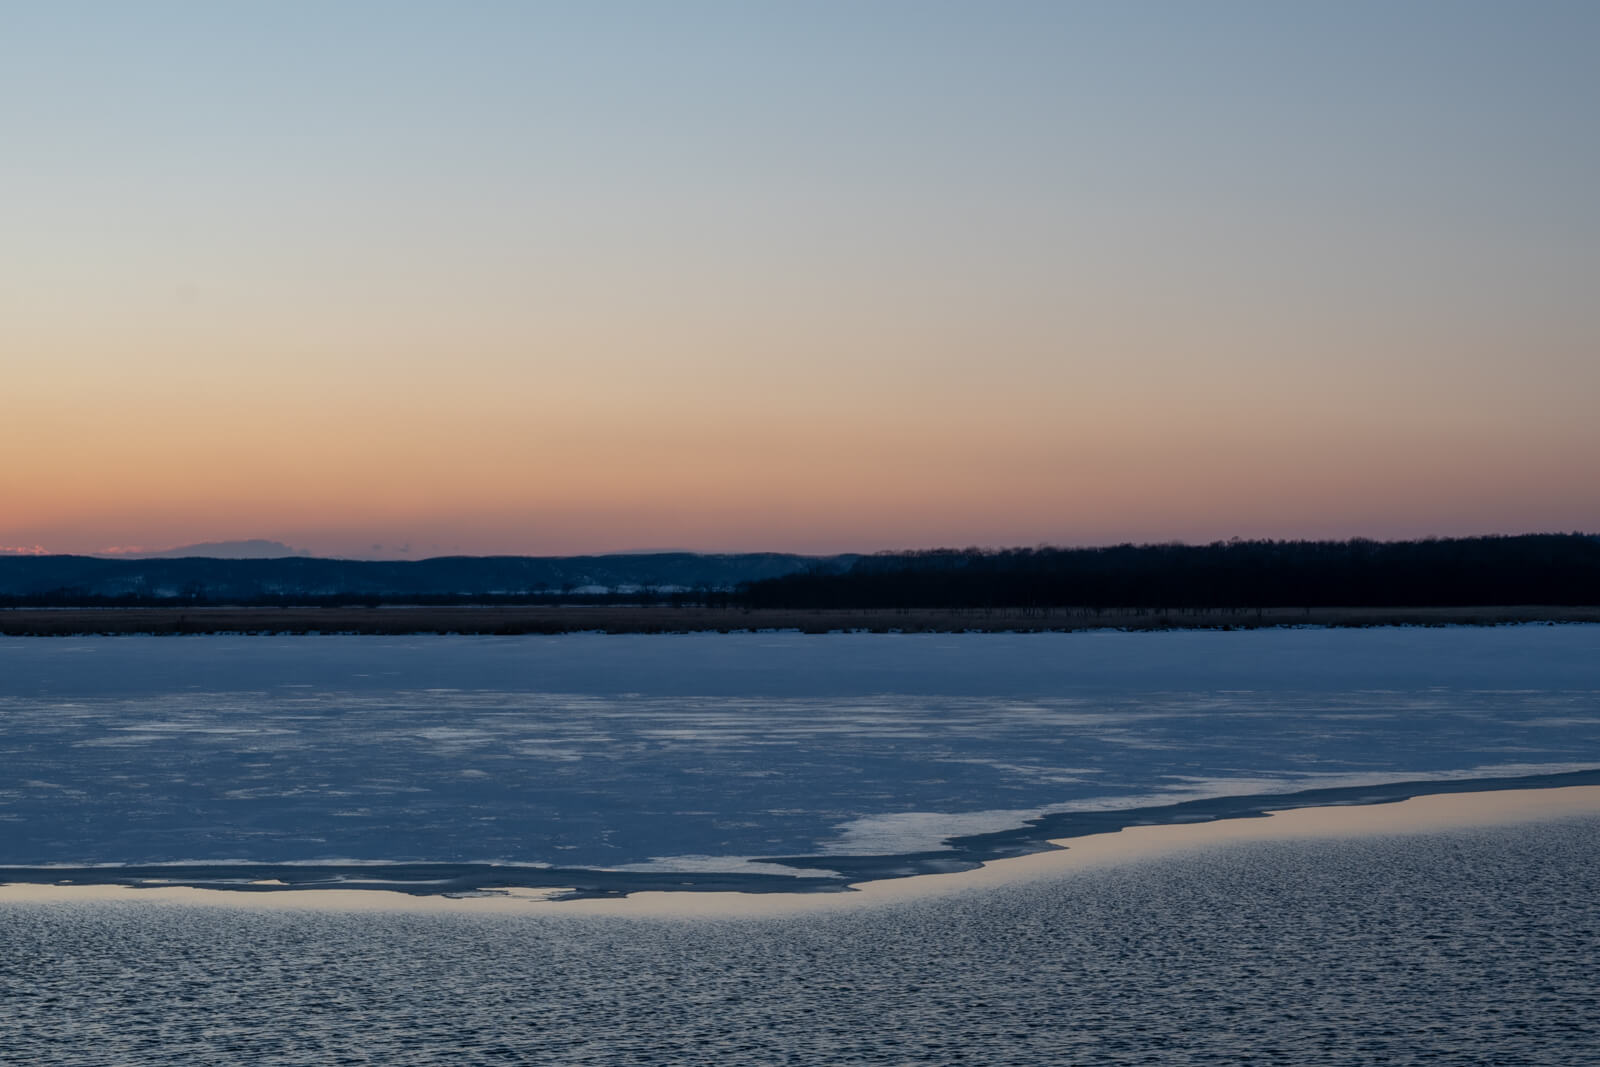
[4,819,1599,1065]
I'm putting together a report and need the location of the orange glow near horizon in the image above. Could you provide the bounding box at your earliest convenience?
[7,336,1596,558]
[5,7,1597,558]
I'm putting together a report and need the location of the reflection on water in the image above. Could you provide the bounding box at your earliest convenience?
[4,819,1599,1065]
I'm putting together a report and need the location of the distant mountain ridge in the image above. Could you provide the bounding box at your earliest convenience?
[0,553,855,603]
[97,539,312,560]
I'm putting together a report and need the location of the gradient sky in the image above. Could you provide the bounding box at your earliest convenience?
[5,2,1597,558]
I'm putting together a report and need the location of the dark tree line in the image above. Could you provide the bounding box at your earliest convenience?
[735,534,1600,610]
[3,536,1596,610]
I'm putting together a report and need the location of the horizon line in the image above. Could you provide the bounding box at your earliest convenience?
[4,530,1597,564]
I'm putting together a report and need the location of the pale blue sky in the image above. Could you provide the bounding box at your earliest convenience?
[4,2,1597,556]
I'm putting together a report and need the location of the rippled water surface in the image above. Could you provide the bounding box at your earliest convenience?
[5,820,1599,1065]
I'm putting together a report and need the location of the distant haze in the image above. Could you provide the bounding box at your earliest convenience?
[4,4,1597,558]
[95,540,312,561]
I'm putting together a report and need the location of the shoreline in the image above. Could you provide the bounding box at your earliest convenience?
[5,776,1598,917]
[2,603,1599,636]
[7,768,1597,902]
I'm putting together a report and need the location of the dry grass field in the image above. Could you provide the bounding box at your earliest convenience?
[2,604,1597,636]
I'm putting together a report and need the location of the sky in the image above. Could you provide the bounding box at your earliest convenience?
[5,2,1597,559]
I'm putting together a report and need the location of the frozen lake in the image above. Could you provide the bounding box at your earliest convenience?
[1,626,1597,894]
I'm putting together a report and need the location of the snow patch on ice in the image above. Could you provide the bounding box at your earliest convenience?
[609,855,841,878]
